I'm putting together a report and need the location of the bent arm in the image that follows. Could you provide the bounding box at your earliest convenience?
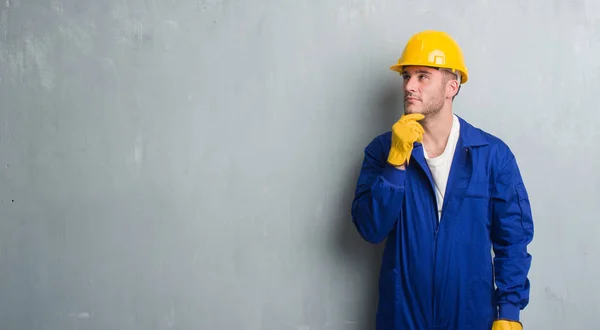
[351,139,407,244]
[491,150,534,322]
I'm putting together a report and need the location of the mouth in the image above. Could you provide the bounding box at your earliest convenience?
[405,97,420,102]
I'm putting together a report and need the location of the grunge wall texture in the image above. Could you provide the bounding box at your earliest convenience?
[1,1,598,329]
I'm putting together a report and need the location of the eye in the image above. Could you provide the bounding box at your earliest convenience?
[402,74,410,81]
[419,74,428,80]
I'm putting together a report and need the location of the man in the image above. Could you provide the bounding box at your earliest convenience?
[350,30,534,330]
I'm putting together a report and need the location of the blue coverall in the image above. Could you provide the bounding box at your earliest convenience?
[351,116,534,330]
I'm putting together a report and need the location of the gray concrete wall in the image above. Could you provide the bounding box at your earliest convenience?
[1,0,598,329]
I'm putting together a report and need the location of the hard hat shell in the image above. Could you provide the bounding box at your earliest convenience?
[390,30,469,84]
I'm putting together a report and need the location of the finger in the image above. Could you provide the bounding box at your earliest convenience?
[413,129,425,136]
[412,126,424,141]
[415,128,425,142]
[411,122,425,135]
[414,121,424,132]
[401,113,425,122]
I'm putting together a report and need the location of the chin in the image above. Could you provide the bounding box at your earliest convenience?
[404,107,422,115]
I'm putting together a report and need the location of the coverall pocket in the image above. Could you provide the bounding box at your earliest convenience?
[464,181,490,199]
[466,245,495,330]
[376,269,400,328]
[466,276,495,330]
[460,181,491,235]
[515,183,534,229]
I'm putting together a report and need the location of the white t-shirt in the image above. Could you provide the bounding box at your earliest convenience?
[423,114,460,222]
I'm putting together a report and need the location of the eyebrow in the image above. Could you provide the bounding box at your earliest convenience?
[402,70,433,75]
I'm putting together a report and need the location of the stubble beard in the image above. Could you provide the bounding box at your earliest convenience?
[403,88,445,120]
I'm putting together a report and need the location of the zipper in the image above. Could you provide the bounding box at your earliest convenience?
[431,181,439,234]
[411,148,443,326]
[431,146,470,326]
[431,178,440,326]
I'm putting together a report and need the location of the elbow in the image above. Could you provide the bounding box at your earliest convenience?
[351,209,389,244]
[355,224,387,244]
[349,178,403,244]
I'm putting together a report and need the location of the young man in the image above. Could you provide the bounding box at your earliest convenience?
[350,30,534,330]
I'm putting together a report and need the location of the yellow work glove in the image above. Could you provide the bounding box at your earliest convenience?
[387,113,425,166]
[492,320,523,330]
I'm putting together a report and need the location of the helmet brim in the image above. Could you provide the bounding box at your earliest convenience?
[390,63,468,84]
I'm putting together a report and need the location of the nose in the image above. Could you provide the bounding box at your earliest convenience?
[404,76,418,94]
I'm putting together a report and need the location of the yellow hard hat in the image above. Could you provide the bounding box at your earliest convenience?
[390,30,469,84]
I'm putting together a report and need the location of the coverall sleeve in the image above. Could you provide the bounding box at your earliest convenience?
[490,148,534,322]
[351,137,407,244]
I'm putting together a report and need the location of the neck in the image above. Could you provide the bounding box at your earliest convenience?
[421,108,454,158]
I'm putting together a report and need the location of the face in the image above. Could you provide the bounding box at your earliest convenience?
[401,66,454,118]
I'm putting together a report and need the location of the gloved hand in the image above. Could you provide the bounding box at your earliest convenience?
[387,113,425,166]
[492,320,523,330]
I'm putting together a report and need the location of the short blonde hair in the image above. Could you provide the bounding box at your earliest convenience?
[441,68,461,84]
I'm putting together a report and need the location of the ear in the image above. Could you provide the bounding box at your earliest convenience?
[447,79,460,98]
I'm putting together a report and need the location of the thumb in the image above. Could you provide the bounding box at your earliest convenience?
[415,134,424,143]
[401,113,425,122]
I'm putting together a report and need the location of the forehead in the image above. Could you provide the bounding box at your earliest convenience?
[401,66,439,75]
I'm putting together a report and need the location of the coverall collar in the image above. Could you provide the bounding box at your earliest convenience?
[455,115,489,147]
